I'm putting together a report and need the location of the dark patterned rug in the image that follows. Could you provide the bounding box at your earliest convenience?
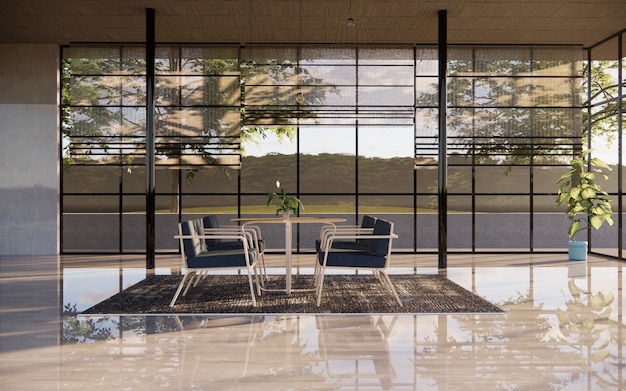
[82,274,504,315]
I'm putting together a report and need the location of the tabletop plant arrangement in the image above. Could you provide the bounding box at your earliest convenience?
[556,149,614,260]
[267,180,303,218]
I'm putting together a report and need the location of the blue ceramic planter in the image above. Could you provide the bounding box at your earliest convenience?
[568,241,588,261]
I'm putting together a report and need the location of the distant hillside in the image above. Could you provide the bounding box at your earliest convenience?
[62,153,618,213]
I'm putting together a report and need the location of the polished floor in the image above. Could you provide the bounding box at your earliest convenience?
[1,252,625,390]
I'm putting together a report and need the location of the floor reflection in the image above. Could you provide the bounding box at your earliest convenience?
[316,316,397,390]
[1,254,625,389]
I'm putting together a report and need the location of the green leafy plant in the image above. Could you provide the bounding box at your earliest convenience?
[266,180,303,215]
[556,149,614,241]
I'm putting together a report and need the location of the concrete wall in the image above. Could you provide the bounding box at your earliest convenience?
[0,44,59,255]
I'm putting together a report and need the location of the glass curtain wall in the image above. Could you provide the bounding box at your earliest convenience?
[61,43,614,256]
[61,45,242,252]
[415,46,585,251]
[587,30,625,258]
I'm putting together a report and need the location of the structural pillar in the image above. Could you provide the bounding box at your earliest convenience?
[438,10,448,269]
[146,8,156,269]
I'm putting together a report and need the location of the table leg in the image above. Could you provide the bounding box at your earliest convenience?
[285,220,292,295]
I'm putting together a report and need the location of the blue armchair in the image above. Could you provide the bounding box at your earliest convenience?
[202,215,267,281]
[316,214,377,252]
[314,218,402,307]
[170,218,261,307]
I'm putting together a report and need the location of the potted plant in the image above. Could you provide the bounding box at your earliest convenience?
[267,180,303,218]
[556,149,614,261]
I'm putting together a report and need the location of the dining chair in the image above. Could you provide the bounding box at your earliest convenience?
[314,218,402,307]
[316,214,377,252]
[170,218,261,307]
[202,215,267,280]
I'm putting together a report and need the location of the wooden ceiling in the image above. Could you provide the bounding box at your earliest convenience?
[0,0,624,48]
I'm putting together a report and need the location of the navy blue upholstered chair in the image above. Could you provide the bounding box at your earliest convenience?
[170,219,261,307]
[202,215,267,280]
[314,218,402,307]
[316,214,377,252]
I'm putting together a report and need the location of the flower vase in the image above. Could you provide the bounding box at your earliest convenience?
[281,211,291,220]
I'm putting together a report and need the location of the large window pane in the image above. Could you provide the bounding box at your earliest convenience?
[63,166,121,194]
[63,212,120,252]
[242,151,298,194]
[475,211,530,249]
[180,195,238,214]
[475,166,530,195]
[300,126,355,193]
[358,126,413,193]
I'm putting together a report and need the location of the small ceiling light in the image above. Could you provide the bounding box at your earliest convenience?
[295,92,305,104]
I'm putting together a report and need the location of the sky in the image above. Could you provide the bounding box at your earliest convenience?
[243,125,416,159]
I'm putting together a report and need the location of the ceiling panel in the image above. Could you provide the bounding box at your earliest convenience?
[0,0,623,47]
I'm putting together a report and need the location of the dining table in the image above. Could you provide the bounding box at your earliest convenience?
[232,216,346,295]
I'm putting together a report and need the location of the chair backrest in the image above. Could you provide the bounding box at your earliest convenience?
[370,219,393,257]
[180,219,207,258]
[361,215,377,229]
[355,215,378,248]
[202,215,221,246]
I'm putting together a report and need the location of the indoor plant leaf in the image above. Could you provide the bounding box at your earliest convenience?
[556,149,613,243]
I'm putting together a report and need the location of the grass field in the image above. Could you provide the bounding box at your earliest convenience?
[160,205,433,214]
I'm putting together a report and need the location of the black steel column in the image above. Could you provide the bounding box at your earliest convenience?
[618,34,623,258]
[438,10,448,269]
[146,8,156,270]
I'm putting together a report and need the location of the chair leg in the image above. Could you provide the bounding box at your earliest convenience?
[183,272,199,296]
[251,263,262,296]
[378,271,403,307]
[246,267,258,307]
[256,252,267,289]
[170,271,196,307]
[260,252,267,280]
[313,257,322,286]
[192,271,205,287]
[315,266,326,307]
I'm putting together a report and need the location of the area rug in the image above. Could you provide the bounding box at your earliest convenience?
[82,274,503,315]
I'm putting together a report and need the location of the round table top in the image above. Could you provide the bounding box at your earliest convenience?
[231,216,346,224]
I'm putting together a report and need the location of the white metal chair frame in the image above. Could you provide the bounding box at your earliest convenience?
[204,224,268,283]
[171,223,261,307]
[314,223,402,307]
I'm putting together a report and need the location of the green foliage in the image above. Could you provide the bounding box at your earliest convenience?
[583,60,621,143]
[266,181,303,215]
[556,149,614,241]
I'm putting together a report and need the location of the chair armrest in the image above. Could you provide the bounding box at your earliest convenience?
[221,223,263,237]
[329,233,398,240]
[318,226,376,250]
[320,226,373,237]
[319,224,367,237]
[319,224,356,233]
[175,233,251,248]
[321,233,398,253]
[202,228,257,248]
